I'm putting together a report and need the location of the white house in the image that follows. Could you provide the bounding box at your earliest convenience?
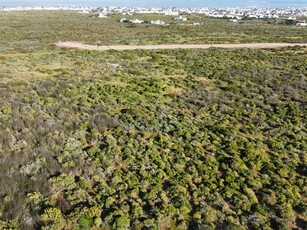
[225,14,236,19]
[297,20,307,27]
[175,16,188,21]
[98,12,108,18]
[164,11,179,16]
[131,19,144,24]
[209,13,224,18]
[151,20,166,25]
[287,16,296,20]
[120,18,127,23]
[123,12,133,16]
[248,14,259,19]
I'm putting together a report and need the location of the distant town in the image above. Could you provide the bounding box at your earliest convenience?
[1,6,306,26]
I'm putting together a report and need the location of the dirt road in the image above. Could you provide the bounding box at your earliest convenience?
[55,41,307,51]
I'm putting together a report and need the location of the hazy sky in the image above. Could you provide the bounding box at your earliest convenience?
[1,0,307,7]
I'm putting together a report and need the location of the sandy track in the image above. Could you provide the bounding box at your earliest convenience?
[55,41,307,51]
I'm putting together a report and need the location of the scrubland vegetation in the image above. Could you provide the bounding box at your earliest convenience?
[0,10,306,230]
[0,11,306,53]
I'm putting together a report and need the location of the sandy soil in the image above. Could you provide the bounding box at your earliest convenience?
[55,41,307,51]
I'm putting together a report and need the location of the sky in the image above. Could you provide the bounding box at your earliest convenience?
[1,0,307,8]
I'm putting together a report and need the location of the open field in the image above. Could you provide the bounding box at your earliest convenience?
[55,41,307,50]
[0,10,306,230]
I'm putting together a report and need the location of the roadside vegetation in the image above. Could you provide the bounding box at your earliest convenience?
[0,10,306,230]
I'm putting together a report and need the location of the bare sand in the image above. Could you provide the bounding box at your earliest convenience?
[55,41,307,51]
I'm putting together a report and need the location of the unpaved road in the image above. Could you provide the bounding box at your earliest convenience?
[55,41,307,51]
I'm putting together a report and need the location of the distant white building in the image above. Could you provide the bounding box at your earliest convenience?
[164,11,179,16]
[175,16,188,21]
[287,16,296,20]
[120,18,128,23]
[131,19,144,24]
[248,14,259,19]
[119,18,128,23]
[297,20,307,26]
[1,8,11,11]
[151,20,166,25]
[98,12,108,18]
[209,13,224,18]
[123,12,133,16]
[225,14,236,19]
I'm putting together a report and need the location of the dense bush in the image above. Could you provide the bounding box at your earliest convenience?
[0,11,306,230]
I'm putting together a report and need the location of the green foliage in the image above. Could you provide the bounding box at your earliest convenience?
[113,215,130,230]
[78,216,94,228]
[41,208,63,224]
[0,11,306,229]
